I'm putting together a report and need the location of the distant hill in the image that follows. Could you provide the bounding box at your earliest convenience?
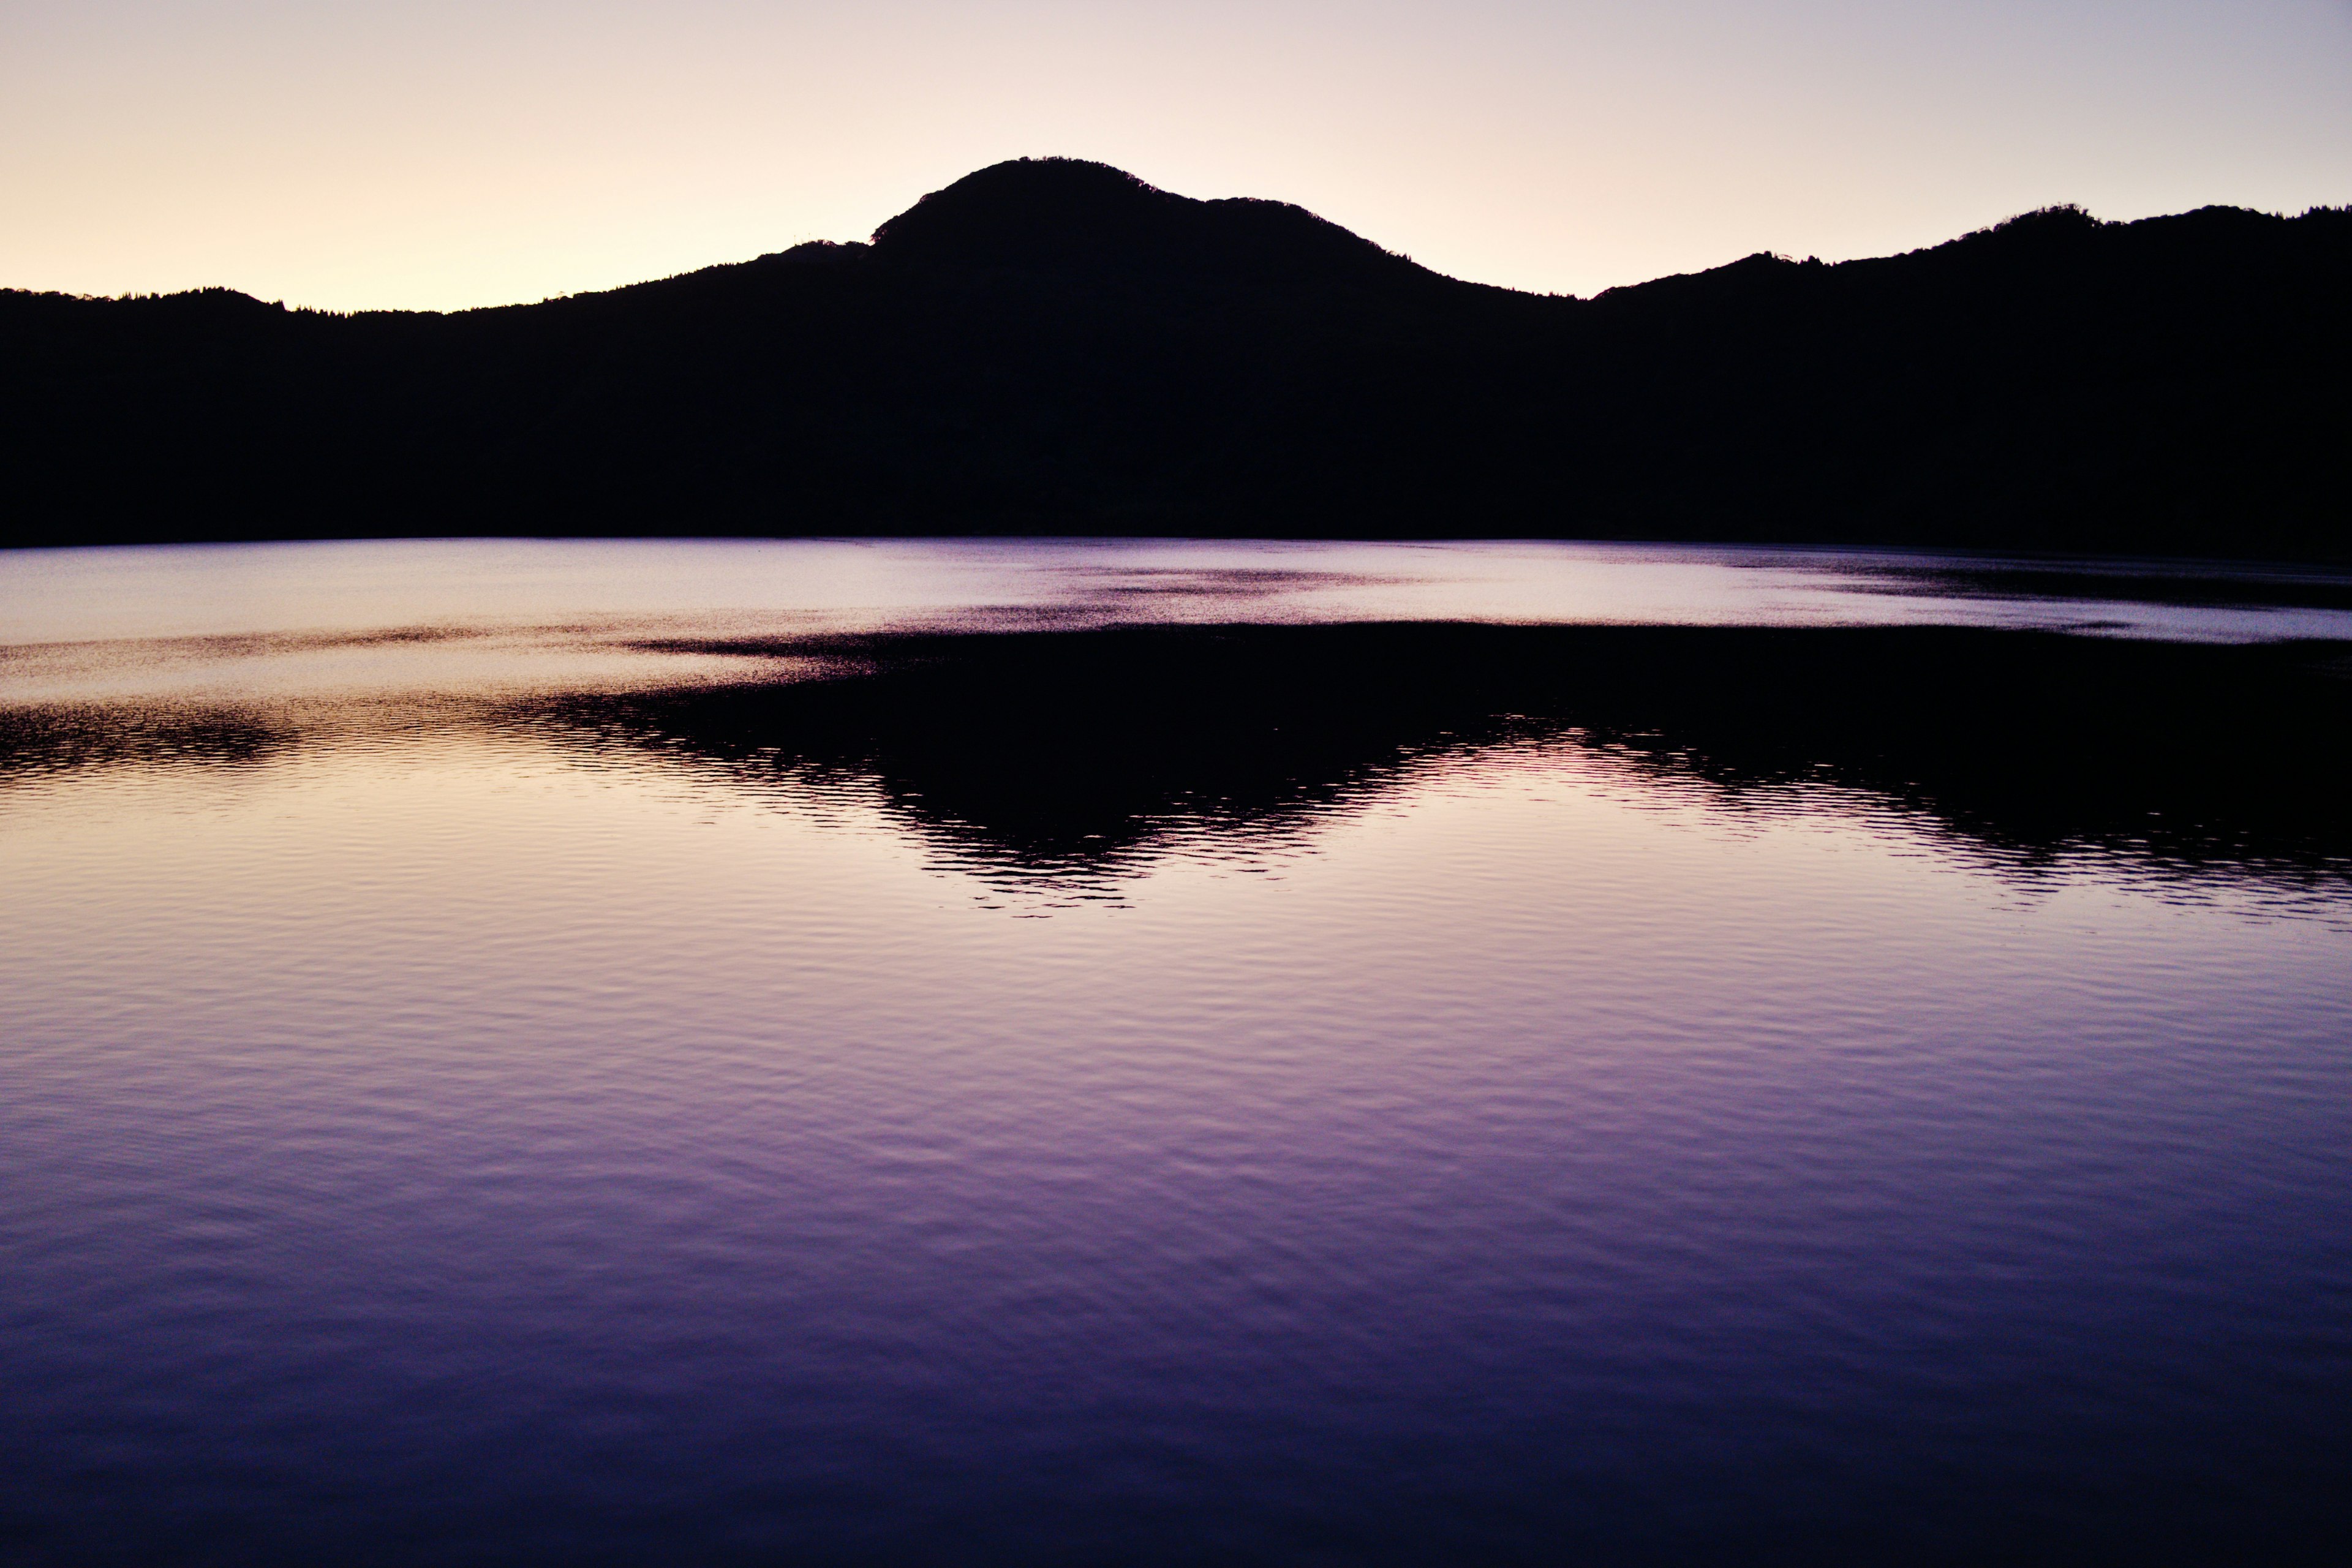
[4,157,2346,558]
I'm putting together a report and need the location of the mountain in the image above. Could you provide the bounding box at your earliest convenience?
[3,157,2346,558]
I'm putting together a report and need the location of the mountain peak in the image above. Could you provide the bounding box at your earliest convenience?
[870,159,1183,263]
[867,157,1434,285]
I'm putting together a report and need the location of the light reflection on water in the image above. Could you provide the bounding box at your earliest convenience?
[1,540,2349,1563]
[4,537,2351,708]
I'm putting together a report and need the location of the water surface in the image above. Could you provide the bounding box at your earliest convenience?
[3,540,2348,1564]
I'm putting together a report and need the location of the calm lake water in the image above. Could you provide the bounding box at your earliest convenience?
[3,540,2349,1564]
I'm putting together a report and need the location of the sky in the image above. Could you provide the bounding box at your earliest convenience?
[4,1,2348,311]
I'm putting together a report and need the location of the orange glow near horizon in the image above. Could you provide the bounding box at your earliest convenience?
[4,1,2348,312]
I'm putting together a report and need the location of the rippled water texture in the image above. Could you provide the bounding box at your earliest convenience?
[2,540,2349,1564]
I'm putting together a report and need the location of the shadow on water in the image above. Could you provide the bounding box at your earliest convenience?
[524,624,2352,899]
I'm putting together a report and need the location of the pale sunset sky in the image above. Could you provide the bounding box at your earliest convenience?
[4,0,2347,311]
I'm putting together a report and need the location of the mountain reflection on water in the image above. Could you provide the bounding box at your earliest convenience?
[537,624,2352,900]
[12,622,2339,906]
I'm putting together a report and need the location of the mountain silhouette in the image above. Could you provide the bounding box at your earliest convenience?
[3,157,2346,557]
[868,158,1444,288]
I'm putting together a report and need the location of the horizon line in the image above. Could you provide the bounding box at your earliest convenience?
[10,158,2343,318]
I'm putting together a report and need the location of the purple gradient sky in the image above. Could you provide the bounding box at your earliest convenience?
[5,1,2347,311]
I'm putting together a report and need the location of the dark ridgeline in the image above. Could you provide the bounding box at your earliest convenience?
[2,156,2346,558]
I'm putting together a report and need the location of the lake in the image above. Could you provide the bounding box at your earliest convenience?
[3,538,2348,1564]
